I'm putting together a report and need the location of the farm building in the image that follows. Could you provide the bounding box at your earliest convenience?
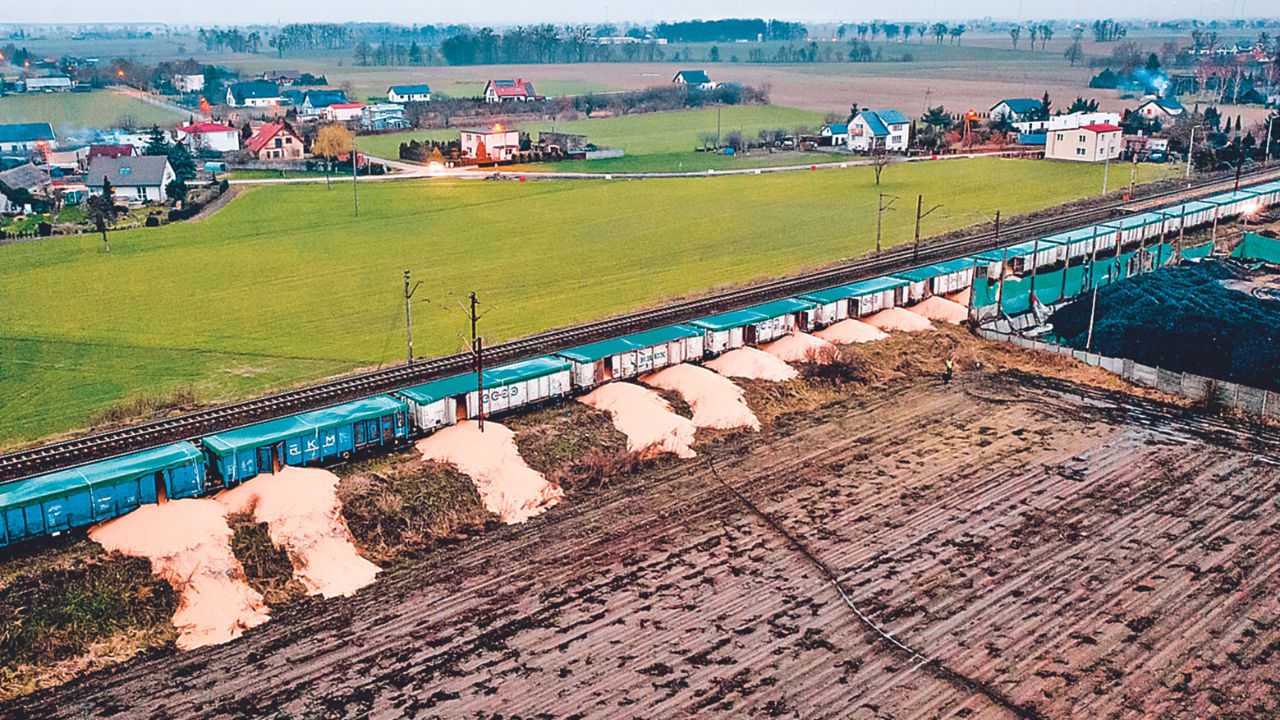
[1134,97,1186,121]
[245,122,305,161]
[173,73,205,93]
[672,69,714,90]
[819,123,850,146]
[388,84,431,103]
[397,357,572,432]
[85,156,176,204]
[0,442,206,548]
[460,126,521,162]
[201,395,409,484]
[849,110,910,153]
[226,80,282,107]
[894,258,976,302]
[176,121,240,153]
[557,325,704,388]
[692,298,817,354]
[23,75,73,92]
[800,276,910,325]
[484,79,537,103]
[1046,123,1123,162]
[0,122,56,154]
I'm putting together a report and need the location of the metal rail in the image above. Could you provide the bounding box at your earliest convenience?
[3,167,1277,481]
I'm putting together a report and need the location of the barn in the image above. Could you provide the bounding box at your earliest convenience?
[557,325,704,389]
[0,442,206,547]
[692,298,817,354]
[202,395,409,485]
[893,258,976,302]
[397,356,572,432]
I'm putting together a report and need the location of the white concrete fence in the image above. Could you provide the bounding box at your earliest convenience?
[977,327,1280,420]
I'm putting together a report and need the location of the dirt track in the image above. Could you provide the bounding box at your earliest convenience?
[9,373,1280,719]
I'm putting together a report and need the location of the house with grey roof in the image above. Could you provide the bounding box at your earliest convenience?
[226,80,282,107]
[849,109,911,152]
[0,163,53,213]
[85,155,176,204]
[0,122,57,154]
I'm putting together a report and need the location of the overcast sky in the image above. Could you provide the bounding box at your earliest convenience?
[0,0,1263,27]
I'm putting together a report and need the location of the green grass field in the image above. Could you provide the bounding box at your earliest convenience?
[357,104,832,172]
[0,158,1172,446]
[0,90,183,131]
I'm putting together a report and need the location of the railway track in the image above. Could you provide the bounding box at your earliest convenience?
[3,167,1278,482]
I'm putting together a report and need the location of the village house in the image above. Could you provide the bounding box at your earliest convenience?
[177,121,241,153]
[0,163,53,214]
[1047,111,1122,132]
[483,79,537,103]
[263,70,301,85]
[387,84,431,103]
[460,125,521,162]
[226,80,281,107]
[362,104,410,131]
[245,121,305,161]
[0,122,57,154]
[989,98,1044,123]
[322,102,365,123]
[849,109,910,152]
[672,69,715,90]
[1134,96,1186,121]
[173,73,205,93]
[1046,122,1123,162]
[85,155,176,204]
[819,123,850,146]
[299,89,348,119]
[23,75,73,92]
[86,144,135,167]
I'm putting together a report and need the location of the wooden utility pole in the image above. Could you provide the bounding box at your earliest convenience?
[403,270,421,365]
[876,193,898,253]
[469,291,484,431]
[913,194,942,262]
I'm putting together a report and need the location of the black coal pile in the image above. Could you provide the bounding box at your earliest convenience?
[1049,260,1280,390]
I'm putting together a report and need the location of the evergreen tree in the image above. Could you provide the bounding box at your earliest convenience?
[144,126,171,155]
[167,141,197,181]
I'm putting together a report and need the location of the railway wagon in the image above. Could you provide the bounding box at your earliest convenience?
[973,239,1066,278]
[1244,180,1280,207]
[557,325,703,389]
[1169,200,1222,230]
[1203,189,1261,220]
[0,442,206,547]
[799,277,908,326]
[1040,223,1120,263]
[893,258,975,303]
[1106,212,1174,247]
[202,395,409,485]
[397,356,572,432]
[692,298,817,354]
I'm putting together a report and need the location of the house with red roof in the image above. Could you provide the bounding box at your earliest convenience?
[87,144,136,164]
[483,79,538,104]
[177,121,241,153]
[1046,122,1122,162]
[245,122,305,161]
[322,102,365,123]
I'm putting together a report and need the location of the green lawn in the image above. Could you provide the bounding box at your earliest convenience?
[0,158,1172,446]
[357,104,831,172]
[0,90,183,131]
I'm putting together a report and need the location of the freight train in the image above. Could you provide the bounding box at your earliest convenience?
[3,181,1277,549]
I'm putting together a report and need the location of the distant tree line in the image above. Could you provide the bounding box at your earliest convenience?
[653,19,806,43]
[197,29,263,54]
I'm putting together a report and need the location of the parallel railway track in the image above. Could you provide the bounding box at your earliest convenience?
[3,167,1277,482]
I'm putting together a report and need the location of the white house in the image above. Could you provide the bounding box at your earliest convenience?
[299,90,349,119]
[849,109,910,152]
[23,75,73,92]
[226,80,282,107]
[362,104,410,131]
[1046,123,1123,162]
[1134,96,1186,121]
[85,156,176,204]
[460,126,520,162]
[173,73,206,93]
[820,123,850,146]
[989,98,1044,122]
[483,79,536,103]
[1047,111,1121,132]
[176,121,240,153]
[322,102,365,123]
[387,84,431,103]
[672,69,715,90]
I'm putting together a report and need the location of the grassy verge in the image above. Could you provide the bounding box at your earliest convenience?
[0,90,182,129]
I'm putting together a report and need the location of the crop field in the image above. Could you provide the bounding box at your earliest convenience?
[357,104,834,171]
[13,359,1280,717]
[0,90,183,131]
[0,158,1171,447]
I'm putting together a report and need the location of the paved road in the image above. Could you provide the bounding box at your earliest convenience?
[229,149,1040,186]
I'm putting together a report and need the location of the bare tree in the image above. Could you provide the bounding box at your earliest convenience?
[1009,26,1021,49]
[871,148,892,185]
